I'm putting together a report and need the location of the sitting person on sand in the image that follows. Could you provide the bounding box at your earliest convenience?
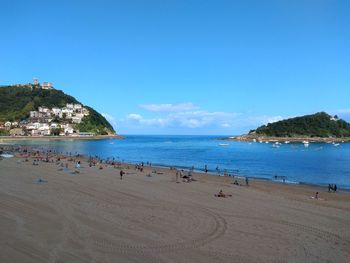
[215,189,232,198]
[315,192,319,199]
[218,189,225,197]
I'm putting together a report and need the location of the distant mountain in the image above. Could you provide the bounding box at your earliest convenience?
[250,112,350,138]
[0,84,115,135]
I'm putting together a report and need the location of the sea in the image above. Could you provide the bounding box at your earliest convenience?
[7,135,350,189]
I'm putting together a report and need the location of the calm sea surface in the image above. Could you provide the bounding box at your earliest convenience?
[9,135,350,189]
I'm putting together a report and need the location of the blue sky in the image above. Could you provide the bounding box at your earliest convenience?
[1,0,349,134]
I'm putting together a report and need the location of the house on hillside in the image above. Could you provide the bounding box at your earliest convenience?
[10,128,24,136]
[41,82,53,90]
[30,111,40,118]
[4,122,12,130]
[52,107,62,117]
[38,107,50,113]
[74,104,82,111]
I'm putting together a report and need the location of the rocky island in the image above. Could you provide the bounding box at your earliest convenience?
[224,112,350,143]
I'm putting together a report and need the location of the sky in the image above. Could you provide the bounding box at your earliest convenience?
[1,0,349,135]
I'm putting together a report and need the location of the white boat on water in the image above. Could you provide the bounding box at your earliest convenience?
[0,154,14,158]
[333,143,340,147]
[219,143,229,147]
[302,141,310,147]
[284,141,290,144]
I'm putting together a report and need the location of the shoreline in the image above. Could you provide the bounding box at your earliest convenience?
[0,134,124,141]
[1,143,349,192]
[220,134,350,143]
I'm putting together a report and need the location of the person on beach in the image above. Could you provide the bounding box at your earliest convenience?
[216,189,232,198]
[205,164,208,173]
[315,192,319,199]
[120,170,125,180]
[245,177,249,186]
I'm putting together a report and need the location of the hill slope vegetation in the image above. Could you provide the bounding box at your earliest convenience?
[0,85,115,135]
[250,112,350,138]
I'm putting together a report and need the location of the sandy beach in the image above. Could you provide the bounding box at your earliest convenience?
[1,149,350,263]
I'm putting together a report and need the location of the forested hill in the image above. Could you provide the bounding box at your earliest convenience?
[0,85,115,135]
[250,112,350,138]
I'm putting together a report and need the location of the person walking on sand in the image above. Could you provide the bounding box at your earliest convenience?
[120,170,125,180]
[245,177,249,186]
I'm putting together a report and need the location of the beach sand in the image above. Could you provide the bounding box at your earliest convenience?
[1,155,350,262]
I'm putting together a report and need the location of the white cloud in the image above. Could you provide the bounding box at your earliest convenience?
[117,101,310,134]
[121,109,239,129]
[139,102,200,112]
[126,113,143,121]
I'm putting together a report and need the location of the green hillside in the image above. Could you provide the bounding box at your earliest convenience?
[0,85,115,135]
[250,112,350,138]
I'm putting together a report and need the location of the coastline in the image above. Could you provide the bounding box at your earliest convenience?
[220,134,350,143]
[1,143,349,192]
[0,134,124,141]
[1,138,349,190]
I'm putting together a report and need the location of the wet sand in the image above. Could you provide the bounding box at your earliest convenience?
[1,152,350,262]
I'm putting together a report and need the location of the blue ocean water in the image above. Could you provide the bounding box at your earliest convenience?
[12,135,350,189]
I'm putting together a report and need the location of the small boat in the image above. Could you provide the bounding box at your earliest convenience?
[333,143,340,147]
[284,141,290,144]
[219,143,229,147]
[0,154,14,158]
[302,141,309,147]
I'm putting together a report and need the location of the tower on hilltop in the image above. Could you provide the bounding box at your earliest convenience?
[33,77,39,85]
